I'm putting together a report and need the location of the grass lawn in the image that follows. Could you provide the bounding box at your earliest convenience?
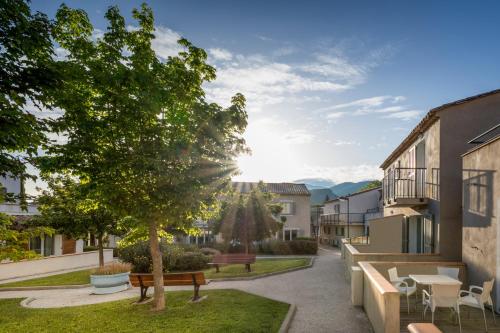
[0,289,289,333]
[0,269,92,288]
[0,258,310,288]
[204,258,310,279]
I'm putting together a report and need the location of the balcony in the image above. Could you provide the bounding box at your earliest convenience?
[383,167,429,207]
[320,213,365,225]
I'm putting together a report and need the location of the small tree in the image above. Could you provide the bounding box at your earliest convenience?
[216,182,284,253]
[35,176,120,266]
[0,212,53,262]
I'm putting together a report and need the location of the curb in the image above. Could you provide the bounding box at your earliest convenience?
[208,257,315,282]
[20,297,36,308]
[0,284,91,292]
[278,303,297,333]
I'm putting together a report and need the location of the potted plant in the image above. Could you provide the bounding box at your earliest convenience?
[90,262,132,294]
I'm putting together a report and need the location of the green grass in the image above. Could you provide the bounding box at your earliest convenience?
[0,289,289,333]
[0,258,310,288]
[0,269,92,288]
[204,258,310,279]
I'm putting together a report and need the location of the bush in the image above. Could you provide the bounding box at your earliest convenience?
[83,245,98,252]
[170,252,209,271]
[118,241,210,273]
[257,239,318,255]
[199,247,221,256]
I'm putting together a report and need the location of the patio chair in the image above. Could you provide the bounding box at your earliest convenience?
[422,284,462,332]
[458,278,496,332]
[388,267,418,313]
[437,266,459,280]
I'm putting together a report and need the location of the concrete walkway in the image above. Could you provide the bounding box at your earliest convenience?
[0,247,372,332]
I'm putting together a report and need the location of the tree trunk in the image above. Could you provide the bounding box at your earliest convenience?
[97,234,104,267]
[148,220,165,311]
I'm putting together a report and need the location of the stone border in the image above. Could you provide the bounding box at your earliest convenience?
[20,297,36,308]
[0,284,91,292]
[278,303,297,333]
[208,257,315,282]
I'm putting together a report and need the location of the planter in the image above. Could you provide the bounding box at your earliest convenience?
[90,272,130,294]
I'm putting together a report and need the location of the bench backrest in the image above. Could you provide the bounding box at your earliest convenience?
[212,254,256,264]
[129,272,206,287]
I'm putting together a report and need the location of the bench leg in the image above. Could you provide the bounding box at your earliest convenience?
[215,264,220,273]
[139,286,149,302]
[192,284,200,301]
[246,263,251,273]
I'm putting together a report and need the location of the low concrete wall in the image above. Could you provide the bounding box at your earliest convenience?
[356,261,467,332]
[0,250,113,281]
[358,262,400,333]
[343,243,443,281]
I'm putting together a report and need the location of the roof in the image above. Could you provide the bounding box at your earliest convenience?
[463,133,500,157]
[324,186,381,203]
[232,182,310,196]
[380,89,500,169]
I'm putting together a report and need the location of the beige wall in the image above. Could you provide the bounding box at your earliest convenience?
[320,224,364,246]
[280,194,311,237]
[0,249,113,281]
[462,136,500,310]
[367,215,405,253]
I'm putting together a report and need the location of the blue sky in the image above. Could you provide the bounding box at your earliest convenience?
[32,0,500,184]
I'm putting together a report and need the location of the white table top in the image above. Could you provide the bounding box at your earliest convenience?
[409,274,462,285]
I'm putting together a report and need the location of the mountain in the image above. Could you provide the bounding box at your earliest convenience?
[329,181,373,197]
[309,188,337,205]
[293,178,336,189]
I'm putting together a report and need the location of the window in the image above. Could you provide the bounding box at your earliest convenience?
[335,227,345,236]
[334,204,340,213]
[283,228,299,240]
[29,237,42,254]
[280,201,295,215]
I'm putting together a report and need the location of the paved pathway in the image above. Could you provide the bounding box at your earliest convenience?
[0,247,372,332]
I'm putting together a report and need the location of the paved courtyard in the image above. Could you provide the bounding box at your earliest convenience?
[0,246,372,333]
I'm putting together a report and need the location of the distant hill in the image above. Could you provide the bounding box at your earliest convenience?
[329,181,373,197]
[309,188,337,205]
[293,178,336,189]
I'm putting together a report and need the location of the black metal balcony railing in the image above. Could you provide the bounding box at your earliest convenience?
[320,213,365,225]
[383,167,427,203]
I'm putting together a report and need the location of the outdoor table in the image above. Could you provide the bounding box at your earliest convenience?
[409,274,462,310]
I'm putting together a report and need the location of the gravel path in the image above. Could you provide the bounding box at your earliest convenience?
[0,246,372,332]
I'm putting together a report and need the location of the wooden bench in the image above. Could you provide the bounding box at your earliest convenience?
[129,272,207,302]
[209,254,256,273]
[407,323,442,333]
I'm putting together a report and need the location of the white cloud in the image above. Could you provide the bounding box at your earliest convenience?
[151,26,183,59]
[300,164,383,183]
[383,110,422,120]
[301,54,366,85]
[283,129,315,144]
[326,111,345,120]
[332,140,359,146]
[209,48,233,61]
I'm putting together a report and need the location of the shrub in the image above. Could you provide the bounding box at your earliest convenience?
[83,245,98,252]
[170,252,209,271]
[199,247,221,256]
[288,240,318,255]
[91,262,132,275]
[118,241,210,273]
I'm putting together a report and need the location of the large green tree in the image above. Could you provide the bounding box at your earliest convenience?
[216,182,284,253]
[41,4,247,310]
[0,0,58,186]
[35,176,120,267]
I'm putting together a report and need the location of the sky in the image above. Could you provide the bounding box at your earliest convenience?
[30,0,500,186]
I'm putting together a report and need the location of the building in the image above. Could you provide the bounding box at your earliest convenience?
[462,123,500,311]
[232,182,312,240]
[380,89,500,259]
[1,175,84,257]
[319,186,382,247]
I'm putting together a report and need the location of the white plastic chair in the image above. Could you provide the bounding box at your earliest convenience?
[388,267,418,313]
[437,266,460,280]
[458,279,496,332]
[422,284,462,332]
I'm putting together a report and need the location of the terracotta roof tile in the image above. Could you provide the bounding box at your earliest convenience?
[232,182,310,196]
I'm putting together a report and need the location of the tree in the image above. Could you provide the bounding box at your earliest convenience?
[0,212,53,262]
[34,176,120,267]
[359,180,382,192]
[216,182,284,253]
[41,4,247,310]
[0,0,58,185]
